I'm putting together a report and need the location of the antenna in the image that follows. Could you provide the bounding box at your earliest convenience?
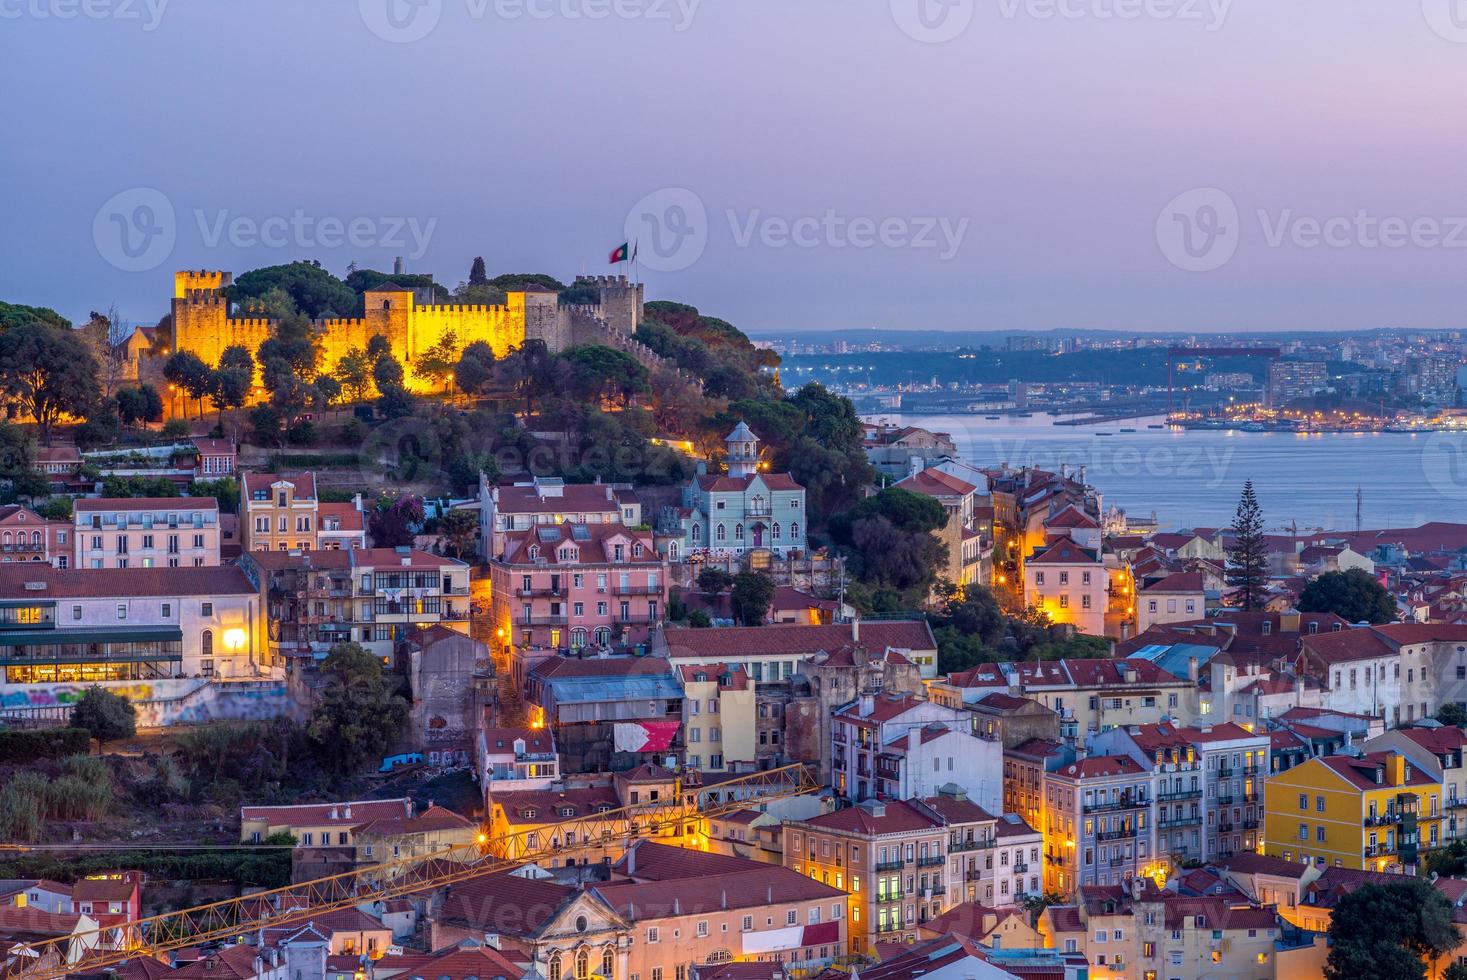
[1355,486,1362,536]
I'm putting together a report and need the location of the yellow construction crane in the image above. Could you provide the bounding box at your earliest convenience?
[11,764,820,980]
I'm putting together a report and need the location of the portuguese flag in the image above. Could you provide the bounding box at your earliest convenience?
[609,242,630,264]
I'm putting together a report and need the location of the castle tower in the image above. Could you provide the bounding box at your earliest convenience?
[362,282,415,359]
[582,275,643,335]
[725,421,760,477]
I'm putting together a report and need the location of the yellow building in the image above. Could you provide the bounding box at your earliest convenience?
[241,472,320,552]
[1263,750,1445,873]
[678,663,756,772]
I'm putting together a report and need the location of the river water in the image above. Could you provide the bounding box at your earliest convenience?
[867,413,1467,532]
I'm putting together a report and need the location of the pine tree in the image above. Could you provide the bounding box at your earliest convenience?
[469,256,488,286]
[1226,480,1269,611]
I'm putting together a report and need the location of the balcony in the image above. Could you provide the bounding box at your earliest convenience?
[1451,798,1467,810]
[744,503,773,517]
[613,584,663,596]
[874,860,904,873]
[1364,842,1396,857]
[1096,828,1136,842]
[520,615,569,627]
[1365,813,1400,827]
[950,838,995,852]
[1044,852,1069,867]
[1157,788,1203,803]
[916,855,944,869]
[518,585,566,598]
[1013,862,1029,874]
[1243,791,1260,804]
[1216,766,1235,778]
[1218,822,1234,833]
[875,891,904,903]
[1157,815,1200,830]
[1242,819,1259,830]
[965,868,983,882]
[1084,797,1148,814]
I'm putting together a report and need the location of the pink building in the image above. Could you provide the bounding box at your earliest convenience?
[489,522,667,684]
[0,505,70,566]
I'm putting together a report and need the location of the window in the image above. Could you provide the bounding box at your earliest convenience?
[646,927,659,943]
[117,603,127,620]
[202,602,213,616]
[201,630,213,657]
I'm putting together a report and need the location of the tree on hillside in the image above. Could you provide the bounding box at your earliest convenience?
[71,687,137,751]
[210,366,253,428]
[79,306,131,398]
[559,345,651,408]
[1325,879,1459,980]
[116,385,164,430]
[697,568,734,594]
[501,340,553,415]
[415,331,460,394]
[1226,481,1269,611]
[306,643,409,774]
[1437,702,1467,728]
[437,508,478,559]
[230,261,357,319]
[1299,568,1396,624]
[0,323,101,445]
[163,350,212,420]
[731,572,776,626]
[0,300,70,332]
[334,347,373,402]
[831,487,950,597]
[454,341,497,400]
[469,256,488,286]
[369,492,424,548]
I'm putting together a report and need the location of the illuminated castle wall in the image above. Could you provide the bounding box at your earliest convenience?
[168,270,650,394]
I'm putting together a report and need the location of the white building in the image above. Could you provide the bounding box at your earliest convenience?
[668,423,808,562]
[832,693,1002,814]
[477,725,561,804]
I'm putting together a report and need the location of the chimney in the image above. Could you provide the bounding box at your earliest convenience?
[1387,752,1407,787]
[860,694,875,716]
[1187,657,1199,683]
[393,256,405,275]
[852,617,860,643]
[343,805,352,819]
[909,728,921,751]
[626,842,636,876]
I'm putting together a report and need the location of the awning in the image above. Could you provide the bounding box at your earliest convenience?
[0,626,183,648]
[741,925,805,955]
[801,922,840,946]
[613,720,681,753]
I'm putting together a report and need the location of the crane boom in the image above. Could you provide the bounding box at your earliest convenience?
[11,764,819,980]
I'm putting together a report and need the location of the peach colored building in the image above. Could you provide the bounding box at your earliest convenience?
[0,504,70,567]
[73,497,221,569]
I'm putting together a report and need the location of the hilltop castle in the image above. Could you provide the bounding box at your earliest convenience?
[168,270,652,393]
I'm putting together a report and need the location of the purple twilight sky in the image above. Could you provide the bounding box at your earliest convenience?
[4,0,1467,334]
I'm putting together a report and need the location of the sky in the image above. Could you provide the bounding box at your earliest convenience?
[5,0,1467,335]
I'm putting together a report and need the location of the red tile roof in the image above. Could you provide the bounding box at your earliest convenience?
[695,472,802,492]
[0,564,255,599]
[499,521,660,565]
[1142,571,1204,593]
[1052,755,1146,780]
[491,786,621,825]
[613,840,766,880]
[595,866,842,919]
[797,799,942,836]
[1217,852,1310,879]
[1026,538,1099,565]
[240,798,411,826]
[242,472,316,500]
[74,497,218,512]
[1045,505,1100,530]
[480,727,554,755]
[1317,751,1437,791]
[894,469,976,498]
[491,482,636,515]
[662,621,936,659]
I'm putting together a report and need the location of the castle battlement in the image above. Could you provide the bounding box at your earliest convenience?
[167,268,652,395]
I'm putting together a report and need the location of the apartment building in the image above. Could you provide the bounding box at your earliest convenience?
[72,497,220,568]
[1090,722,1270,864]
[240,798,413,846]
[240,472,365,552]
[1263,750,1444,873]
[1363,723,1467,843]
[1135,571,1207,633]
[830,692,1000,813]
[242,548,471,662]
[478,474,641,558]
[679,663,755,772]
[784,798,948,954]
[1042,755,1156,898]
[0,504,69,566]
[488,522,666,687]
[475,725,560,802]
[1300,623,1467,725]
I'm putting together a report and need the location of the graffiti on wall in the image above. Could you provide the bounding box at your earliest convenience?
[1,683,156,709]
[0,679,297,727]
